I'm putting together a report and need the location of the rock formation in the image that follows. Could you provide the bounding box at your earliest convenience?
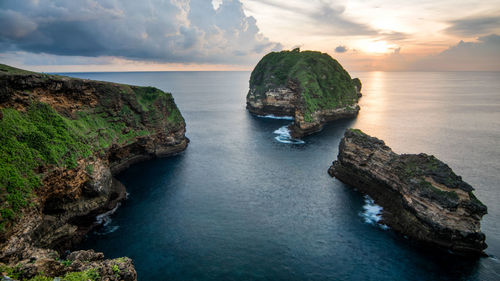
[328,129,487,256]
[0,64,188,279]
[246,48,361,138]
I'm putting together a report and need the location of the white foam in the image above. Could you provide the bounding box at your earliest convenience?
[257,114,294,120]
[94,203,121,235]
[273,125,305,144]
[360,195,389,230]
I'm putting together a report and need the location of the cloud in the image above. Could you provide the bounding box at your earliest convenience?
[0,0,281,65]
[242,0,377,36]
[445,15,500,37]
[335,45,348,53]
[410,34,500,71]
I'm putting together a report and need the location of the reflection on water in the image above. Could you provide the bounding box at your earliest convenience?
[356,71,388,132]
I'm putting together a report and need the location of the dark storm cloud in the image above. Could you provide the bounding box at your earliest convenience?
[335,45,347,53]
[0,0,281,64]
[445,15,500,37]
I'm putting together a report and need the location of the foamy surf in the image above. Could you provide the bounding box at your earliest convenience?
[257,114,294,120]
[94,203,121,235]
[360,195,389,230]
[273,125,305,144]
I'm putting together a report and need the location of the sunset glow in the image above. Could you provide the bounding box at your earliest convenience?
[0,0,499,71]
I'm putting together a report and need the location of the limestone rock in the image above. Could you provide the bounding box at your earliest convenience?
[329,129,487,256]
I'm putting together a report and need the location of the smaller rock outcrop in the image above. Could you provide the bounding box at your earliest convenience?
[246,49,361,138]
[328,129,487,256]
[0,249,136,280]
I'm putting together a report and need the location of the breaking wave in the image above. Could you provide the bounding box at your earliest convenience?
[94,203,121,235]
[360,195,389,230]
[273,125,305,144]
[257,114,294,120]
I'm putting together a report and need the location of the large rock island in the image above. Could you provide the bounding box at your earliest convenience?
[246,48,361,138]
[0,64,188,280]
[328,129,487,256]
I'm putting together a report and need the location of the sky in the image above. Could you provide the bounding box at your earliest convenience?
[0,0,499,72]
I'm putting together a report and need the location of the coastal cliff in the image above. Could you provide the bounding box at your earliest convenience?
[0,64,188,280]
[246,48,361,138]
[328,129,487,256]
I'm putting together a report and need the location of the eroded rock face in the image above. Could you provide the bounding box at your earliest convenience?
[246,49,361,138]
[328,129,487,256]
[0,64,189,280]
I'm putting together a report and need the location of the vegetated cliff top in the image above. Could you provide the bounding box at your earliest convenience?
[0,64,185,235]
[249,48,359,116]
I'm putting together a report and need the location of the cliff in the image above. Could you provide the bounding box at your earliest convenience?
[328,129,487,256]
[246,48,361,138]
[0,64,188,280]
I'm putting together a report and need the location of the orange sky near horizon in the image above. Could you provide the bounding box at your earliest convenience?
[1,0,499,72]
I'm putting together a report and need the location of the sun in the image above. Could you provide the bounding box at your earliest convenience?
[363,40,393,54]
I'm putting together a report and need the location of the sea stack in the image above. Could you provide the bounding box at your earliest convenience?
[246,48,361,138]
[0,64,188,280]
[328,129,487,256]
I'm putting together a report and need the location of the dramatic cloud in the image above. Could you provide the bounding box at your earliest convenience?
[335,45,348,53]
[0,0,281,65]
[445,15,500,37]
[410,34,500,71]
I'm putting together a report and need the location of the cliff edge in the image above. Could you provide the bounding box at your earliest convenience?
[246,48,361,138]
[328,129,487,256]
[0,64,188,280]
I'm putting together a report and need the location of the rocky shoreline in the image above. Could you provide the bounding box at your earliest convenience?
[0,64,188,280]
[329,129,487,256]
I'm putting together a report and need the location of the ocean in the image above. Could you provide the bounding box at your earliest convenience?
[60,71,500,280]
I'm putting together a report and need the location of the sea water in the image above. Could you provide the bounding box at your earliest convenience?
[60,71,500,281]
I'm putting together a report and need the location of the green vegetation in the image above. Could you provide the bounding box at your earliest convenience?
[0,65,185,234]
[26,268,100,281]
[418,179,459,201]
[62,269,100,281]
[468,191,487,209]
[60,259,72,267]
[0,103,92,232]
[1,262,101,281]
[352,78,362,91]
[0,263,24,279]
[348,128,365,136]
[114,257,128,264]
[112,264,121,275]
[0,64,37,75]
[250,49,358,120]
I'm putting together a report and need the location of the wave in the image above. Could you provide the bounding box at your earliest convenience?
[360,195,389,230]
[256,114,294,120]
[273,125,305,144]
[94,203,121,235]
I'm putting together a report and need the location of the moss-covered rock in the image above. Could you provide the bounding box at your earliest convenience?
[0,64,188,280]
[246,49,361,137]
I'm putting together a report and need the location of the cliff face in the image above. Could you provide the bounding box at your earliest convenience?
[0,64,188,279]
[329,129,487,256]
[246,49,361,138]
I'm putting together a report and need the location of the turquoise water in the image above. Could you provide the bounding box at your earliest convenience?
[62,71,500,280]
